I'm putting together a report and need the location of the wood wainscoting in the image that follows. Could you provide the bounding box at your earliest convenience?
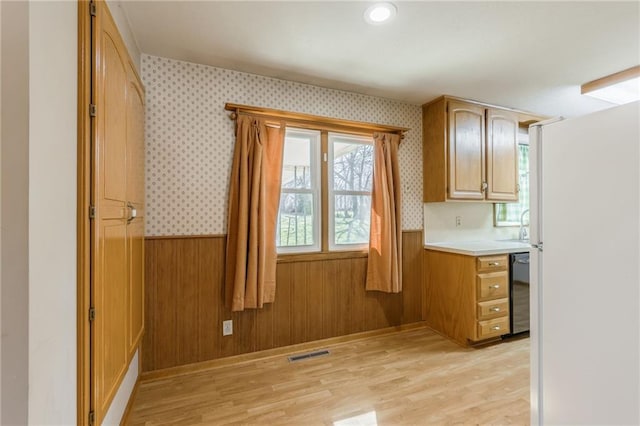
[142,230,423,372]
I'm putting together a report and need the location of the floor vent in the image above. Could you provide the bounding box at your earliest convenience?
[288,349,330,362]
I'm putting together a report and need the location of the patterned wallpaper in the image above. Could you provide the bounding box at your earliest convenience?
[141,54,423,236]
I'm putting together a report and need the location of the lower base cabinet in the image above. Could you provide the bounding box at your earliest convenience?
[423,250,510,345]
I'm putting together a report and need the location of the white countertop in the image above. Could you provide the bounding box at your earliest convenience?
[424,240,531,256]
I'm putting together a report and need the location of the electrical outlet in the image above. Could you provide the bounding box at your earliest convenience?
[222,319,233,336]
[455,216,462,227]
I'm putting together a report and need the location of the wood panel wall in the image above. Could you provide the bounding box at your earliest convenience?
[142,230,423,372]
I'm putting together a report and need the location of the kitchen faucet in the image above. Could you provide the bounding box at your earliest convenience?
[519,209,530,241]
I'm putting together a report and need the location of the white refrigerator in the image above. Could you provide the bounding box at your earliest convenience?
[529,101,640,425]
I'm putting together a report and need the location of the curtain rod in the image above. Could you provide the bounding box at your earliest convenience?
[225,102,409,139]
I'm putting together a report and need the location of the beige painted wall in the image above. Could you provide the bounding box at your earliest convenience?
[423,202,519,243]
[27,1,77,423]
[1,2,29,423]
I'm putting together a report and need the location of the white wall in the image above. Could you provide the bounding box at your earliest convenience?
[423,202,519,243]
[1,2,29,423]
[27,1,77,424]
[0,3,4,422]
[0,4,3,421]
[102,351,138,425]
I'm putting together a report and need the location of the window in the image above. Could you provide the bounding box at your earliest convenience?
[276,129,321,253]
[495,142,529,226]
[329,133,373,250]
[276,128,374,254]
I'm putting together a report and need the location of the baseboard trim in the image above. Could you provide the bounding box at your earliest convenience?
[140,321,428,382]
[119,377,141,426]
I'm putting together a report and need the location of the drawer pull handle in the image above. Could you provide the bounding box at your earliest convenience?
[488,262,500,266]
[490,307,501,312]
[489,284,500,289]
[491,326,501,331]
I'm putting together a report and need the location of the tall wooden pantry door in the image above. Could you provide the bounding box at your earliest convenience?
[90,1,145,423]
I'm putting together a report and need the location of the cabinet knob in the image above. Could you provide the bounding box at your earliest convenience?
[490,307,501,312]
[489,284,500,289]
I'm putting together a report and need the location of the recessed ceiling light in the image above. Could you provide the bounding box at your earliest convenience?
[581,66,640,105]
[364,2,397,25]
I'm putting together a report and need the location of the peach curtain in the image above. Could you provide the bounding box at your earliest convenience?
[366,132,402,293]
[225,115,284,311]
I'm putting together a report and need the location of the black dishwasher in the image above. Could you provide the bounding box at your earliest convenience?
[509,252,530,335]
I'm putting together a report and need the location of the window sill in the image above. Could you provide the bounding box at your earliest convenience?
[277,250,368,263]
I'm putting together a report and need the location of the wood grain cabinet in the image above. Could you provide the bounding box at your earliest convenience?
[91,2,145,422]
[423,96,521,202]
[423,250,510,345]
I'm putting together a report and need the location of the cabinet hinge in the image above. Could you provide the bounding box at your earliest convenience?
[517,183,521,193]
[89,205,96,220]
[88,410,95,425]
[89,104,97,117]
[89,2,96,16]
[89,307,96,322]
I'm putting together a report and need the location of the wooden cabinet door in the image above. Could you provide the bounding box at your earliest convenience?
[126,72,145,356]
[92,5,130,419]
[92,2,145,423]
[447,101,486,200]
[486,108,519,201]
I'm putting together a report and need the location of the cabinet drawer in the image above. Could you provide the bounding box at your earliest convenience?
[477,255,508,272]
[477,317,510,340]
[476,271,508,301]
[477,298,509,320]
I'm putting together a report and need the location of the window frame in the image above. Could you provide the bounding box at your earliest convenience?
[276,128,322,254]
[327,132,374,252]
[276,126,376,257]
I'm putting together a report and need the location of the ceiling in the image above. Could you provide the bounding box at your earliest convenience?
[120,1,640,117]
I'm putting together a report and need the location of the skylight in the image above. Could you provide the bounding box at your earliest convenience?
[581,66,640,105]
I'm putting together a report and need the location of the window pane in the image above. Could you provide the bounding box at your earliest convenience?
[333,194,371,245]
[332,142,373,192]
[282,132,312,189]
[495,144,530,225]
[277,193,315,247]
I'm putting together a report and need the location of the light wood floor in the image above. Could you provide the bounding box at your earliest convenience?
[127,327,530,425]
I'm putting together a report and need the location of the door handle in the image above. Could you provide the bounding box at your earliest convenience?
[127,202,137,223]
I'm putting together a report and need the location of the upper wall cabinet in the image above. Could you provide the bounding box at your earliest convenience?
[485,108,519,201]
[423,96,531,203]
